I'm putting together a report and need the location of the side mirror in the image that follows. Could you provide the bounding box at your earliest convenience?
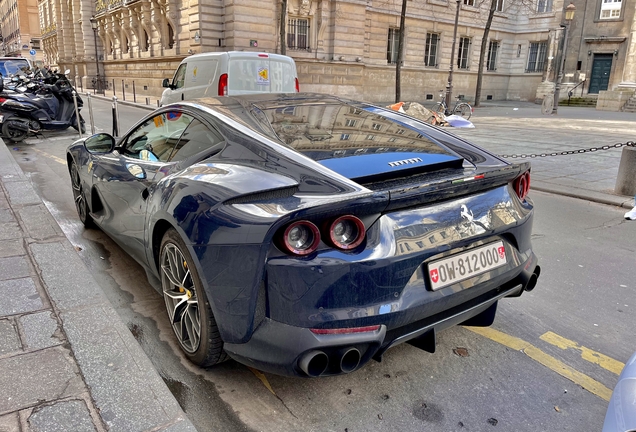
[162,78,170,88]
[84,133,115,154]
[126,164,146,180]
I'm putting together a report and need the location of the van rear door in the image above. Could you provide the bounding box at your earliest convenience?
[226,53,297,95]
[184,58,219,99]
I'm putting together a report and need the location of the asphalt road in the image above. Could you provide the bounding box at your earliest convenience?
[7,98,636,431]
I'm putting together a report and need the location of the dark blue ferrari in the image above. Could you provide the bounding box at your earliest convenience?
[66,93,540,377]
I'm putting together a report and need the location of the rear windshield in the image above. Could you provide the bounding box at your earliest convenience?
[254,102,447,160]
[228,59,296,93]
[0,59,30,76]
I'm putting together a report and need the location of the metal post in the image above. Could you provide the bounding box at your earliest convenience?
[113,79,116,97]
[552,23,570,115]
[72,91,83,139]
[112,96,119,137]
[86,92,96,135]
[122,80,125,101]
[132,81,136,103]
[445,0,461,116]
[91,18,102,94]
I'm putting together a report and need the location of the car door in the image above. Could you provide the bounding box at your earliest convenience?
[91,110,194,266]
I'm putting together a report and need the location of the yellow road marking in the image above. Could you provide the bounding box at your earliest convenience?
[467,327,613,401]
[248,367,276,396]
[540,331,625,375]
[33,148,67,165]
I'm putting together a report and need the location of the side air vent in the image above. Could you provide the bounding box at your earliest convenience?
[224,186,298,205]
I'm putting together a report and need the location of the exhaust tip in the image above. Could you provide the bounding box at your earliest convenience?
[525,266,541,292]
[299,350,329,377]
[340,348,361,374]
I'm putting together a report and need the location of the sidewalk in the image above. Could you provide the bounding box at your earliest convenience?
[0,143,195,431]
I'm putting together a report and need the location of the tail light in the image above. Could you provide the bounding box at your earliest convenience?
[328,215,365,250]
[218,73,228,96]
[280,221,320,256]
[513,171,531,200]
[295,78,300,93]
[311,325,380,335]
[0,97,6,104]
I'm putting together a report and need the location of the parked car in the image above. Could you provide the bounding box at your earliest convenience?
[159,51,299,106]
[66,93,540,377]
[603,350,636,431]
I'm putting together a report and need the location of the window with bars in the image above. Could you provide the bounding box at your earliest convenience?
[526,41,548,72]
[387,28,400,64]
[487,41,499,71]
[457,37,471,69]
[537,0,553,12]
[600,0,622,18]
[463,0,475,5]
[425,33,440,67]
[287,18,310,50]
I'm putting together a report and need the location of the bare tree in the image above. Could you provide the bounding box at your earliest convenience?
[474,0,497,107]
[395,0,408,102]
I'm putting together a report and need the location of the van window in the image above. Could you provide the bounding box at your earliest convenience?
[172,63,187,89]
[228,59,296,93]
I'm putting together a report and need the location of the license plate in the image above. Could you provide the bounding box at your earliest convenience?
[427,241,507,290]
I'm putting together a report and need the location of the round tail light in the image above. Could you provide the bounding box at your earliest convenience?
[513,171,531,200]
[281,221,320,256]
[328,215,365,250]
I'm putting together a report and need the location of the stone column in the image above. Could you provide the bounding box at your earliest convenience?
[619,1,636,87]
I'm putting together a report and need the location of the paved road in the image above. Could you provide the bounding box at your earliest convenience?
[6,98,636,431]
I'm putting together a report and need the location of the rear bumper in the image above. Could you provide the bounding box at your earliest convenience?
[224,253,538,377]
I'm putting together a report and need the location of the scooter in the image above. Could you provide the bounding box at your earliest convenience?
[0,69,85,143]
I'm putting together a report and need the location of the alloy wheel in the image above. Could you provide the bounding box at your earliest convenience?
[161,242,201,353]
[70,163,87,222]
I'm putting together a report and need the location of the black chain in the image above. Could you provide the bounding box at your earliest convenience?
[498,141,636,159]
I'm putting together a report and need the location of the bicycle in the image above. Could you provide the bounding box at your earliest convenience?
[431,93,473,120]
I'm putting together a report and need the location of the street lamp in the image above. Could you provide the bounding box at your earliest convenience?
[445,0,461,115]
[552,2,576,114]
[89,16,102,94]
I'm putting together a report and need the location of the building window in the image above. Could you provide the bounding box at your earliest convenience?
[600,0,621,18]
[526,41,548,72]
[288,18,310,49]
[387,28,400,64]
[463,0,475,5]
[366,134,376,141]
[372,123,383,131]
[349,107,362,115]
[487,41,499,71]
[537,0,553,12]
[345,119,357,127]
[457,37,471,70]
[340,134,350,140]
[496,0,504,11]
[425,33,440,67]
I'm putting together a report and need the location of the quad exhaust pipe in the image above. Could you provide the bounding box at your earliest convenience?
[299,347,362,377]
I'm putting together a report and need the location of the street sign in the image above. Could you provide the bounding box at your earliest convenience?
[29,49,36,56]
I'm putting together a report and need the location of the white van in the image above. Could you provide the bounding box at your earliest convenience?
[160,51,299,106]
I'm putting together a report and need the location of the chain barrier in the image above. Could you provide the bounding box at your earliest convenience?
[498,141,636,159]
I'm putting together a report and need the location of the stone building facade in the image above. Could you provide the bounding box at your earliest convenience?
[29,0,636,108]
[0,0,41,61]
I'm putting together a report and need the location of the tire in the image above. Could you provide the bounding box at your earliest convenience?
[1,119,28,143]
[160,229,228,367]
[71,114,86,134]
[70,161,94,228]
[431,102,445,115]
[454,103,472,120]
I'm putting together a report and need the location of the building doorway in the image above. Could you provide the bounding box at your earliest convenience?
[588,54,613,94]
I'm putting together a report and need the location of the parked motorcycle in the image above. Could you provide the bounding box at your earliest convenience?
[0,69,86,143]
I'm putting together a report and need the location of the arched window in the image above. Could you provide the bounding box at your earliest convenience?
[168,24,175,49]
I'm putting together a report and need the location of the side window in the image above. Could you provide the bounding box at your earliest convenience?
[172,63,187,89]
[169,120,224,162]
[122,112,193,162]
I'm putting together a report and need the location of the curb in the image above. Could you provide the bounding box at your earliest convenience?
[0,139,197,432]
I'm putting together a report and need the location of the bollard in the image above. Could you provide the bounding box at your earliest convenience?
[112,96,119,137]
[146,97,150,105]
[86,92,96,135]
[615,146,636,196]
[122,80,126,101]
[72,91,83,139]
[133,81,136,103]
[113,79,116,97]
